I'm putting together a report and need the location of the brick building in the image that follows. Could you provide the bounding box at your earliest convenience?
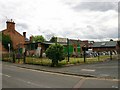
[1,19,26,52]
[91,41,117,53]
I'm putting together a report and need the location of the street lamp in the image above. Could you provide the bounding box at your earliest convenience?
[8,43,10,59]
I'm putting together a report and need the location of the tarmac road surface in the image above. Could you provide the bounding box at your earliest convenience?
[2,62,119,88]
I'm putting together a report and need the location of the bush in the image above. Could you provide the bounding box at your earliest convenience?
[45,43,65,67]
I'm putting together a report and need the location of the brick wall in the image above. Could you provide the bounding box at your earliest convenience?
[0,42,8,53]
[92,47,116,52]
[2,20,25,50]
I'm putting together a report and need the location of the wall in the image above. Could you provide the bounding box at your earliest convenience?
[2,21,25,50]
[92,47,116,52]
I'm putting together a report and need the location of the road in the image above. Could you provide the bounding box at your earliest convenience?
[61,60,119,79]
[2,63,119,88]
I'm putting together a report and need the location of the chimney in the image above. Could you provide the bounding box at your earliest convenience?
[23,32,26,39]
[6,19,15,30]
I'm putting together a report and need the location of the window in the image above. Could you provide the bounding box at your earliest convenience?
[101,42,106,46]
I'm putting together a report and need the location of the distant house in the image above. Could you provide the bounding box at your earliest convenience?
[1,19,27,53]
[68,39,87,56]
[24,37,90,57]
[91,41,117,54]
[24,41,67,57]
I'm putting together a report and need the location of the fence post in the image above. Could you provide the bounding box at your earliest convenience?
[98,52,100,61]
[67,38,70,62]
[13,51,15,63]
[23,54,26,64]
[8,43,10,59]
[83,45,86,63]
[110,51,112,60]
[23,50,26,64]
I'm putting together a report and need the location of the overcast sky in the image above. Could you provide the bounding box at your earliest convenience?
[0,0,118,41]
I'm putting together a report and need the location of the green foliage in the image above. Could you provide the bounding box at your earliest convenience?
[0,32,2,41]
[2,33,13,50]
[45,43,65,66]
[110,39,113,41]
[32,35,45,42]
[50,36,57,43]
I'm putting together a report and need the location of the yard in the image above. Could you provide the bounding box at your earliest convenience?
[2,54,117,66]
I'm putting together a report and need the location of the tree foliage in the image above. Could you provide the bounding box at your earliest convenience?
[110,39,113,41]
[0,32,2,41]
[50,36,57,43]
[2,33,13,50]
[45,44,65,67]
[32,35,45,42]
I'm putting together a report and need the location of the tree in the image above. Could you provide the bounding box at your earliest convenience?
[2,33,13,50]
[0,32,2,41]
[32,35,45,42]
[45,44,65,67]
[110,39,113,41]
[50,36,57,43]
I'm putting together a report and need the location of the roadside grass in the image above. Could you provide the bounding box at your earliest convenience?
[59,55,110,65]
[25,55,112,66]
[25,57,51,66]
[2,54,117,66]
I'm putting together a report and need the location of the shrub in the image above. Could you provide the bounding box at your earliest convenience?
[45,43,65,67]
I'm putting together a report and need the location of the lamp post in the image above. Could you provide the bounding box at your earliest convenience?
[83,45,86,63]
[8,43,10,59]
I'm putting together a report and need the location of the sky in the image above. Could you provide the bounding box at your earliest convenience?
[0,0,119,41]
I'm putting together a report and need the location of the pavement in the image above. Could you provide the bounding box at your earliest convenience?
[2,59,119,80]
